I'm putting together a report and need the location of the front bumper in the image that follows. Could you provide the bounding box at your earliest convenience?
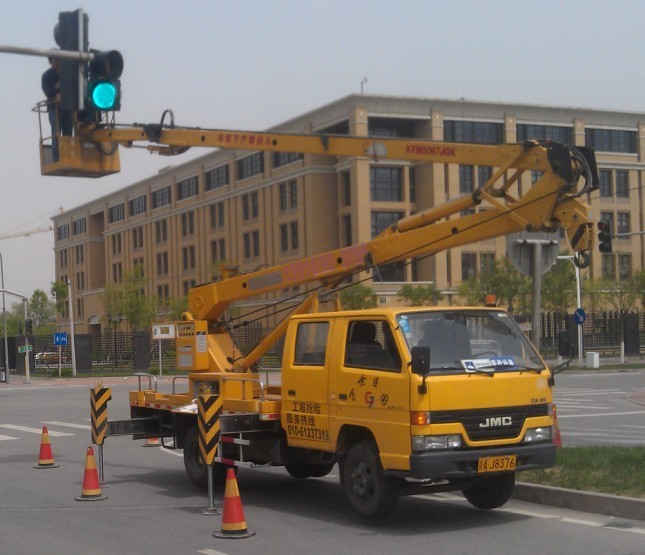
[408,443,556,480]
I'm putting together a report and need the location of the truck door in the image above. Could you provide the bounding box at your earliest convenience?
[331,319,411,470]
[282,319,333,450]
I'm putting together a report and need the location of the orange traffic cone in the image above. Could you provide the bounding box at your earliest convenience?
[552,404,563,448]
[76,447,108,501]
[143,437,161,447]
[213,468,255,539]
[34,426,59,469]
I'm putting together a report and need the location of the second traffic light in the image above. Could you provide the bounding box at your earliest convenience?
[87,50,124,111]
[597,220,613,253]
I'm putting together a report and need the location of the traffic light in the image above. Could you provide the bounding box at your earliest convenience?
[87,50,124,111]
[597,220,613,253]
[55,9,89,111]
[25,319,33,336]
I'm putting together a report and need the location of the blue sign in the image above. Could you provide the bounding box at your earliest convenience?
[574,308,586,325]
[53,332,68,346]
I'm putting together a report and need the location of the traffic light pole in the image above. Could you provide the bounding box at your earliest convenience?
[0,45,93,62]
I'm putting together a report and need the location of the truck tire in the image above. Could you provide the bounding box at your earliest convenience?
[183,426,229,489]
[183,426,208,489]
[343,440,400,521]
[462,473,515,510]
[285,462,335,479]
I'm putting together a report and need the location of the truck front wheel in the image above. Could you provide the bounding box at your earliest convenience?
[343,441,400,521]
[183,426,229,489]
[462,473,515,510]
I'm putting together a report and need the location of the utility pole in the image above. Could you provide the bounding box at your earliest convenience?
[67,277,77,377]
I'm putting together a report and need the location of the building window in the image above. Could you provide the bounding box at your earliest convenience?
[243,233,251,259]
[72,218,86,236]
[57,224,69,241]
[151,186,171,208]
[459,165,474,194]
[237,152,264,179]
[273,151,303,168]
[462,253,477,281]
[177,176,198,200]
[75,245,84,264]
[371,211,405,282]
[616,212,630,235]
[155,220,168,243]
[280,224,288,252]
[279,183,287,211]
[585,128,637,153]
[59,249,68,268]
[251,191,259,218]
[480,253,495,272]
[615,171,628,198]
[109,203,125,223]
[205,165,229,191]
[210,239,226,263]
[531,170,544,184]
[156,252,169,275]
[129,195,147,216]
[132,226,144,249]
[599,170,612,197]
[601,254,616,280]
[210,202,225,229]
[182,246,196,270]
[477,166,493,188]
[133,257,144,274]
[157,284,170,301]
[289,180,297,209]
[444,120,503,144]
[242,195,250,220]
[252,230,260,257]
[290,222,299,250]
[618,254,632,280]
[368,117,415,138]
[516,124,572,144]
[370,167,402,201]
[111,233,122,255]
[181,211,195,236]
[183,280,196,296]
[112,262,123,283]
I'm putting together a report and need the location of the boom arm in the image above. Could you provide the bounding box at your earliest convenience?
[81,121,597,370]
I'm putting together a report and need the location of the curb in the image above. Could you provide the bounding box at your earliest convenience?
[514,482,645,521]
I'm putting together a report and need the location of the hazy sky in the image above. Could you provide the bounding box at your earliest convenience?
[1,0,643,304]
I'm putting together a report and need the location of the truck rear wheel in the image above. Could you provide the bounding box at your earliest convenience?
[462,473,515,510]
[183,426,229,489]
[343,440,400,521]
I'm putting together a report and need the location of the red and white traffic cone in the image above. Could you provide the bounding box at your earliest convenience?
[76,446,107,501]
[214,468,254,539]
[34,426,59,469]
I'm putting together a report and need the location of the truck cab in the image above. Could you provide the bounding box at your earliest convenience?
[280,307,556,519]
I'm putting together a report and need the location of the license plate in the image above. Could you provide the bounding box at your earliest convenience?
[477,455,516,473]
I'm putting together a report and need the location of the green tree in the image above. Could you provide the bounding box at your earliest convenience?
[339,283,377,310]
[101,267,158,331]
[50,280,68,316]
[29,289,56,332]
[541,256,577,314]
[457,256,529,314]
[398,283,444,306]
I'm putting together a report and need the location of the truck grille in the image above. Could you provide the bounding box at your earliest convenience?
[430,405,548,441]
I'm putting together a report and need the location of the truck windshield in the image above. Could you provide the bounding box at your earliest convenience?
[397,310,545,372]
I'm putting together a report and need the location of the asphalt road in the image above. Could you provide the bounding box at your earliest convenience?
[552,369,645,446]
[1,378,644,555]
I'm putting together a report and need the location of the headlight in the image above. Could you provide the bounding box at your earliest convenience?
[412,434,462,451]
[524,426,552,443]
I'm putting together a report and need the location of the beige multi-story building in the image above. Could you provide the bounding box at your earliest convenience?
[52,94,645,335]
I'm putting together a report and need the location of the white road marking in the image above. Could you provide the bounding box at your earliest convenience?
[0,424,73,436]
[557,410,645,419]
[197,550,231,555]
[43,420,91,430]
[0,434,17,441]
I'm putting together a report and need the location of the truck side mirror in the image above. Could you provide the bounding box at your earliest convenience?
[557,330,572,358]
[411,346,430,376]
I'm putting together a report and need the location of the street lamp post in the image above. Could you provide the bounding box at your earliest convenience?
[0,252,9,383]
[557,255,583,366]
